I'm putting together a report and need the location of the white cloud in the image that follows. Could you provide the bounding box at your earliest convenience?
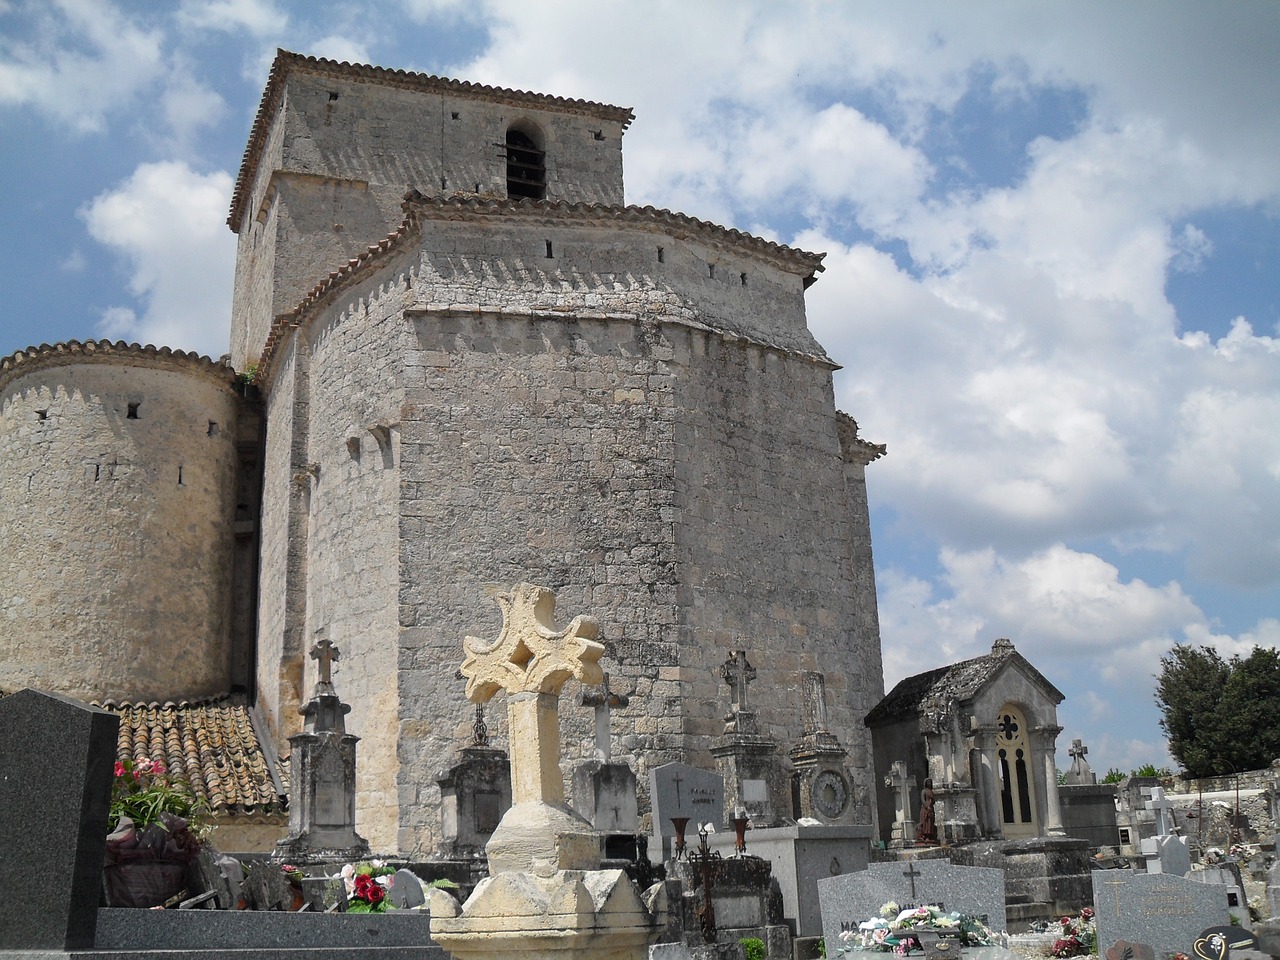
[0,0,165,134]
[80,161,235,358]
[177,0,287,36]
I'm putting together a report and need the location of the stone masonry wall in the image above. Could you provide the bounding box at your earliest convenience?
[668,326,879,823]
[230,67,627,370]
[300,259,415,851]
[0,358,241,702]
[257,197,876,854]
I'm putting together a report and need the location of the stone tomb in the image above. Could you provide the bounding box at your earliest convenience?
[705,822,873,938]
[649,762,725,861]
[0,689,118,952]
[817,860,1007,952]
[1093,871,1231,959]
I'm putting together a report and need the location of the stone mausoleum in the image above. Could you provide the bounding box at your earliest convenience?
[0,51,887,855]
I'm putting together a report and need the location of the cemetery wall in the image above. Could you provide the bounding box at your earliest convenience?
[230,58,628,370]
[0,347,242,703]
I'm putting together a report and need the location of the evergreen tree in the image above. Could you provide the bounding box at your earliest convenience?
[1156,644,1280,775]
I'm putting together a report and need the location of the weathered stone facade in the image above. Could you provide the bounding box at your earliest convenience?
[0,51,887,856]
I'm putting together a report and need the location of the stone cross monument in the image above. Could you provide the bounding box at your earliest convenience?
[430,583,658,960]
[1063,738,1096,785]
[456,581,605,873]
[276,637,370,860]
[711,648,786,826]
[885,760,917,848]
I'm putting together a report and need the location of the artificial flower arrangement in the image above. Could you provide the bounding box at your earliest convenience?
[318,860,459,913]
[837,902,1000,955]
[341,860,397,913]
[103,757,210,907]
[1049,907,1096,958]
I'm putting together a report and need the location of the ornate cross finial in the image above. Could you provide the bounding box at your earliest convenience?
[720,650,756,712]
[310,638,340,692]
[460,583,604,703]
[1069,738,1087,762]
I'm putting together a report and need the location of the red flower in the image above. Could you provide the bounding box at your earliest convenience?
[114,761,125,778]
[1060,917,1072,925]
[365,883,385,905]
[1081,907,1094,920]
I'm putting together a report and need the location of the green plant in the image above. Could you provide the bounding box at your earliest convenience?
[109,757,207,835]
[1050,907,1096,958]
[818,938,826,958]
[740,936,766,960]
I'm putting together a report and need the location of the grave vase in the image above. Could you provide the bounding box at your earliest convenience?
[103,857,188,908]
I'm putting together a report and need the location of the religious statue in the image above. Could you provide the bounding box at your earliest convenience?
[915,777,937,845]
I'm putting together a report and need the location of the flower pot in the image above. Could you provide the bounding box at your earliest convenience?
[103,858,188,908]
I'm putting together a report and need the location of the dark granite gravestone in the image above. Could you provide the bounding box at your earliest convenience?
[0,689,119,950]
[649,762,724,860]
[1093,871,1231,959]
[817,859,1006,952]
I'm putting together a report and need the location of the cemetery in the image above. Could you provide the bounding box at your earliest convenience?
[4,47,1280,960]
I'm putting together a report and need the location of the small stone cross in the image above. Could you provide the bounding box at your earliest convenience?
[720,650,757,713]
[581,672,628,762]
[885,760,915,824]
[310,638,340,693]
[902,861,922,901]
[1069,739,1087,763]
[1144,785,1176,836]
[459,583,604,806]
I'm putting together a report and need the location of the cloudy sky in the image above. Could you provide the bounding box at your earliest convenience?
[3,0,1277,776]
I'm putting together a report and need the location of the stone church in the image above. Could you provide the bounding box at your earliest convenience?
[0,51,888,854]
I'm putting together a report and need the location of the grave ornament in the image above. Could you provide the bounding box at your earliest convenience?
[430,583,659,960]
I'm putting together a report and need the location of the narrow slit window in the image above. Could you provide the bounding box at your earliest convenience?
[451,111,460,120]
[506,128,546,200]
[207,421,219,437]
[708,264,716,279]
[545,240,554,258]
[740,272,748,286]
[35,409,47,421]
[127,402,140,419]
[657,247,665,263]
[177,465,184,486]
[328,92,339,102]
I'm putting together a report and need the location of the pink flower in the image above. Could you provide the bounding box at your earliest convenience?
[114,761,125,778]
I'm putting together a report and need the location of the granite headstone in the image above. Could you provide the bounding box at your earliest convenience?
[818,859,1007,952]
[0,688,119,950]
[1093,871,1231,959]
[649,762,724,859]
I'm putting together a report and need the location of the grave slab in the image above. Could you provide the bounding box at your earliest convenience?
[1092,871,1232,959]
[649,762,724,860]
[0,689,118,951]
[817,859,1006,954]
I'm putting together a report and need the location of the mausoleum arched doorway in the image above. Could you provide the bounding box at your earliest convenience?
[996,703,1038,838]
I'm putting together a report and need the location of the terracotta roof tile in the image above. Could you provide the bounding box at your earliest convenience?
[229,49,635,231]
[0,339,239,394]
[95,696,288,818]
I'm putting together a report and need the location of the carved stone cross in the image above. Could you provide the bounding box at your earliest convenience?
[720,650,756,713]
[459,583,604,806]
[581,672,628,762]
[1069,739,1087,762]
[310,638,340,692]
[885,759,915,824]
[1143,785,1176,836]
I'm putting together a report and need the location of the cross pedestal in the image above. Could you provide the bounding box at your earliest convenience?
[430,583,659,960]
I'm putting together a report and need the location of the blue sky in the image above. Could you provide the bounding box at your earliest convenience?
[2,0,1278,777]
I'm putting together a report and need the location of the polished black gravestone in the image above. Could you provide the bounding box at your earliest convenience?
[0,689,119,950]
